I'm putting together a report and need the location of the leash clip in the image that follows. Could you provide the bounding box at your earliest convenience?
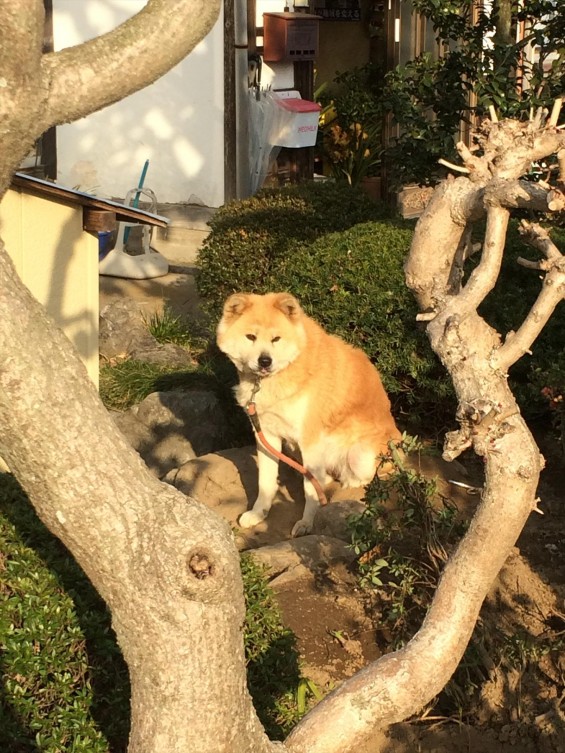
[245,378,262,433]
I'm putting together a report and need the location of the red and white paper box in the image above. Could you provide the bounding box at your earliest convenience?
[271,91,321,149]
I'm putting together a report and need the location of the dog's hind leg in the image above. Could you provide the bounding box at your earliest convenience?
[239,431,282,529]
[347,443,379,486]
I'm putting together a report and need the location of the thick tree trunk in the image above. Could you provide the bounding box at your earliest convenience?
[0,241,278,753]
[0,2,280,751]
[2,2,565,752]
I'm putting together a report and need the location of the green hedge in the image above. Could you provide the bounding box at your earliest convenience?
[197,182,452,429]
[197,183,565,430]
[0,474,305,750]
[197,181,394,315]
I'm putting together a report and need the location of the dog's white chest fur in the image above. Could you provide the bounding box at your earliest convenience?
[235,378,307,444]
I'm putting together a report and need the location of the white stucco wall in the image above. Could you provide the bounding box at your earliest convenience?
[53,0,225,207]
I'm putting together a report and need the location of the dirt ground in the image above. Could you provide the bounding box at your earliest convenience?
[267,444,565,753]
[102,271,565,752]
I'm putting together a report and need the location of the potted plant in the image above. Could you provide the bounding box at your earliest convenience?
[316,63,384,198]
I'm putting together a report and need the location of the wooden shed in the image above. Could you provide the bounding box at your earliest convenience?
[0,173,168,387]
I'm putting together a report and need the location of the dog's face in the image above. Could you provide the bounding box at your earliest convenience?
[216,292,306,377]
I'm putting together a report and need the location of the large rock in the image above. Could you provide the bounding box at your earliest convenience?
[249,534,356,587]
[112,390,228,477]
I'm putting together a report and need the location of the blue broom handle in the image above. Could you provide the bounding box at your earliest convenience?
[123,160,150,244]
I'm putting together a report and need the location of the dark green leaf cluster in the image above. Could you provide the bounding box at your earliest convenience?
[382,0,565,186]
[0,474,130,753]
[197,182,393,315]
[197,183,454,432]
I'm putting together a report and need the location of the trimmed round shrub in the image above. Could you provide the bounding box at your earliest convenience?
[198,183,565,434]
[272,220,453,425]
[198,185,453,430]
[197,181,394,315]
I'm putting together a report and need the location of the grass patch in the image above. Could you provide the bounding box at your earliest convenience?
[145,307,209,352]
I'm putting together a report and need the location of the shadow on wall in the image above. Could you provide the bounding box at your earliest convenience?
[54,0,224,206]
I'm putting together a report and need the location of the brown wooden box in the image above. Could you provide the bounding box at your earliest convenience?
[263,12,320,62]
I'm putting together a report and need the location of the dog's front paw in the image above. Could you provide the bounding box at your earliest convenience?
[291,518,313,538]
[239,510,267,529]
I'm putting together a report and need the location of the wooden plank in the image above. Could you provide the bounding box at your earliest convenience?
[11,173,169,228]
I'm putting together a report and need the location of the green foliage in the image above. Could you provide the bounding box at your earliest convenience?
[348,436,463,640]
[318,63,384,133]
[347,438,488,717]
[99,360,194,411]
[197,186,453,430]
[196,181,394,316]
[273,220,452,421]
[0,475,310,749]
[381,0,565,186]
[317,64,384,185]
[0,473,130,753]
[241,555,313,738]
[196,183,565,432]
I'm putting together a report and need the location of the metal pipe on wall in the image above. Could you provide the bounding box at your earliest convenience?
[234,0,251,198]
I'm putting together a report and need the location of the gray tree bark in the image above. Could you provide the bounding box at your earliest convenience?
[0,2,277,752]
[2,2,565,753]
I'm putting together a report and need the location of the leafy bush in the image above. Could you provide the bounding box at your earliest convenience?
[273,220,450,417]
[381,0,565,187]
[0,473,130,753]
[196,181,394,316]
[198,186,453,430]
[317,64,384,186]
[198,182,565,432]
[0,474,307,750]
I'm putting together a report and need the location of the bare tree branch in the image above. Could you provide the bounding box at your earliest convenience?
[493,223,565,372]
[40,0,222,130]
[455,204,509,316]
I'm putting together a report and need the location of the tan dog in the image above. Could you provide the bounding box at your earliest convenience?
[217,292,401,537]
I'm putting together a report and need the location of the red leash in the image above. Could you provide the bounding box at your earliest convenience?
[245,382,328,507]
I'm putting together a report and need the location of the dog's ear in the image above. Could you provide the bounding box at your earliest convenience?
[222,293,250,319]
[274,293,302,320]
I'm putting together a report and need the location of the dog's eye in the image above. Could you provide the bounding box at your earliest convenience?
[246,334,256,342]
[271,336,281,343]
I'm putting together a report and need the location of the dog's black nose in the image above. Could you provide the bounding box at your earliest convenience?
[258,354,272,369]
